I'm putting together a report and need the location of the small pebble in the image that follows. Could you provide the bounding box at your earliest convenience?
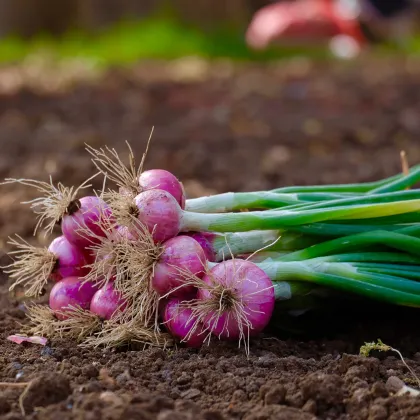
[11,362,22,370]
[15,372,24,380]
[176,373,191,386]
[41,346,54,357]
[386,376,404,393]
[181,388,201,400]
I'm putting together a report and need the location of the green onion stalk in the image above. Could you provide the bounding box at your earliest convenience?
[277,188,420,213]
[187,230,323,262]
[185,167,420,213]
[189,181,420,216]
[286,223,419,237]
[180,200,420,233]
[186,220,420,264]
[185,191,359,213]
[277,230,420,262]
[272,166,420,194]
[248,251,420,265]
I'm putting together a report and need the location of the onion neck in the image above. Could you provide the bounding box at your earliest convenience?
[67,199,81,216]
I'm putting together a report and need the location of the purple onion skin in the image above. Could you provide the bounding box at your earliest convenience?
[49,276,98,320]
[183,232,217,262]
[48,236,89,282]
[152,236,205,297]
[198,260,275,340]
[158,289,197,317]
[90,282,126,320]
[139,169,186,209]
[133,189,182,243]
[82,249,97,266]
[163,299,205,348]
[61,196,115,249]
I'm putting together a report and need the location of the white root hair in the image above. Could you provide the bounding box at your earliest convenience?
[81,312,172,349]
[3,235,57,297]
[24,304,101,341]
[1,173,98,235]
[85,127,154,195]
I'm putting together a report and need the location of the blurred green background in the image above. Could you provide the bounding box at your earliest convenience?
[1,0,415,66]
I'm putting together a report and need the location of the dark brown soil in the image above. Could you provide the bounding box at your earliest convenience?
[1,57,420,420]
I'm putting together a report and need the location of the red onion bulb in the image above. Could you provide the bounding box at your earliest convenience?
[139,169,185,209]
[48,236,89,282]
[61,196,115,249]
[163,298,206,348]
[198,260,275,340]
[49,276,98,320]
[152,236,205,298]
[90,282,126,320]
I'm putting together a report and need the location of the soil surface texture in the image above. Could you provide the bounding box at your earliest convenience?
[1,57,420,420]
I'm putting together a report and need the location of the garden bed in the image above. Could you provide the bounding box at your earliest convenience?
[1,57,420,419]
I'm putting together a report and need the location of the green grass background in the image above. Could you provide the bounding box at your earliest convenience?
[0,15,417,66]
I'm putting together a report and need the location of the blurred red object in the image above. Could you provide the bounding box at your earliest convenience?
[246,0,366,52]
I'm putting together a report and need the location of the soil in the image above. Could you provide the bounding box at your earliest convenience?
[1,56,420,420]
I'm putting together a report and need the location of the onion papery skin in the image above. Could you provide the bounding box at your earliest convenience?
[49,276,98,320]
[61,196,115,249]
[48,236,89,282]
[118,186,133,197]
[163,298,205,348]
[90,282,126,320]
[139,169,185,209]
[116,225,137,241]
[152,236,205,297]
[198,259,275,340]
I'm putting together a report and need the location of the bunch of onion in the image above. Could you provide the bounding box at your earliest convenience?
[5,141,420,351]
